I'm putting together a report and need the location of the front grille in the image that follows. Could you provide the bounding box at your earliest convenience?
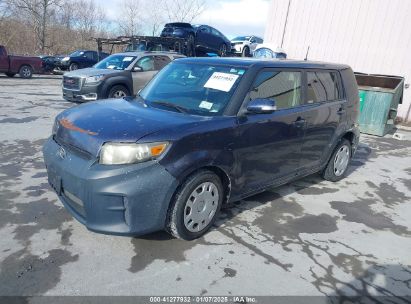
[63,76,81,90]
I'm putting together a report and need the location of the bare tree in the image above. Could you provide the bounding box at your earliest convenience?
[164,0,205,23]
[7,0,60,52]
[141,0,165,36]
[72,0,106,46]
[117,0,142,36]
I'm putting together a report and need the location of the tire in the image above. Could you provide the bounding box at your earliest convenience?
[19,65,33,79]
[69,63,78,71]
[218,44,227,57]
[107,85,130,99]
[167,170,224,240]
[321,139,351,182]
[5,72,15,77]
[242,46,250,57]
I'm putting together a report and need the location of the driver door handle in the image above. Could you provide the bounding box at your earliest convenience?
[293,117,306,128]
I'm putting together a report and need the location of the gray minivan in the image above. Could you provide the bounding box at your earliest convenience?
[62,51,185,102]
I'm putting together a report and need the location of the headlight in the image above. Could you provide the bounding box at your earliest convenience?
[99,142,169,165]
[62,57,70,61]
[84,74,105,86]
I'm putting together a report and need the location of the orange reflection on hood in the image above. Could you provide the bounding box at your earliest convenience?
[59,118,98,136]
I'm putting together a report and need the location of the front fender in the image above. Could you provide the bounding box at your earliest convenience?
[161,149,234,184]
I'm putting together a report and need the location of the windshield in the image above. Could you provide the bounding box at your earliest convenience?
[94,54,137,70]
[70,50,84,57]
[232,36,251,41]
[140,62,246,116]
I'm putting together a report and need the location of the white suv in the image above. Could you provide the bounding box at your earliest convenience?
[230,35,263,57]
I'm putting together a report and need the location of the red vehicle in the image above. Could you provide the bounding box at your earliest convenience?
[0,45,44,78]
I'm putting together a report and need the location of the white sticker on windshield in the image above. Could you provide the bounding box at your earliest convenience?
[199,100,213,110]
[123,57,134,61]
[204,72,239,92]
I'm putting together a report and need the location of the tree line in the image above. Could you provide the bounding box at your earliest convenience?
[0,0,205,55]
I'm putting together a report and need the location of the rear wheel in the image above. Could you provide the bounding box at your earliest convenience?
[5,72,15,77]
[108,85,130,99]
[167,170,223,240]
[321,139,351,182]
[218,44,227,57]
[19,65,33,79]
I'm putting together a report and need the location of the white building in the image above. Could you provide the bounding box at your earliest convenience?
[264,0,411,122]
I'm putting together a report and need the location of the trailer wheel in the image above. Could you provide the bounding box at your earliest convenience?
[19,65,33,79]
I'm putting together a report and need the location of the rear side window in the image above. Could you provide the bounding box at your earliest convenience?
[154,56,171,70]
[250,70,302,110]
[136,56,155,71]
[306,71,341,103]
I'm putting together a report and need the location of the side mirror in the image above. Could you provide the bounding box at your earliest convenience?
[247,98,277,114]
[133,66,143,72]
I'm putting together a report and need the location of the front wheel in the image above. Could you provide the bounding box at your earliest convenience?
[167,170,224,240]
[242,46,250,57]
[69,63,78,71]
[108,85,130,99]
[321,139,351,182]
[19,65,33,79]
[218,44,228,57]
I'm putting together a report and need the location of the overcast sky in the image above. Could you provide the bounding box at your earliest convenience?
[95,0,271,39]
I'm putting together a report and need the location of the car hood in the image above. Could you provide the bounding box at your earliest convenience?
[64,68,123,78]
[54,98,206,157]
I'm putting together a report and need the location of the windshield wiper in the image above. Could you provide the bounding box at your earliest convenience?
[151,101,188,114]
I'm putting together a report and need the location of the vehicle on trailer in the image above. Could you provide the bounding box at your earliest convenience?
[231,35,263,57]
[62,51,185,102]
[160,23,231,57]
[253,44,287,59]
[44,57,360,240]
[56,50,109,71]
[0,45,44,78]
[95,36,192,57]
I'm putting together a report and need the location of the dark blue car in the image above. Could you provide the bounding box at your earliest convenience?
[56,50,109,71]
[161,23,231,57]
[43,57,360,240]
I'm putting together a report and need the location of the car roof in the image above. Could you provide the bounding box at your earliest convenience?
[176,57,350,70]
[110,51,183,57]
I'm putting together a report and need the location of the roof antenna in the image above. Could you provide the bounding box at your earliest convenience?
[304,46,310,61]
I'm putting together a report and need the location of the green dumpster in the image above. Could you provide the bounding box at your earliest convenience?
[355,73,404,136]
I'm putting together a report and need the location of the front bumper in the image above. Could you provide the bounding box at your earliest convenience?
[62,85,100,102]
[42,137,179,236]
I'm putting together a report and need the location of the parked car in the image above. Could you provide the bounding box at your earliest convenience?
[39,55,59,73]
[43,57,360,240]
[253,44,287,59]
[62,51,185,102]
[231,35,263,57]
[0,45,44,78]
[160,23,231,57]
[55,50,109,71]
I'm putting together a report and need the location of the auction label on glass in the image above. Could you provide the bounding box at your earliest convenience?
[204,72,239,92]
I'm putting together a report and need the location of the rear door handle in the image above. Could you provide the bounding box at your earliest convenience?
[337,108,346,115]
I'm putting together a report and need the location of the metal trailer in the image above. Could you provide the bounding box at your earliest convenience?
[94,35,195,58]
[355,73,404,136]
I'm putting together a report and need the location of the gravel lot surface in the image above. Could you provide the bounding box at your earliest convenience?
[0,75,410,300]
